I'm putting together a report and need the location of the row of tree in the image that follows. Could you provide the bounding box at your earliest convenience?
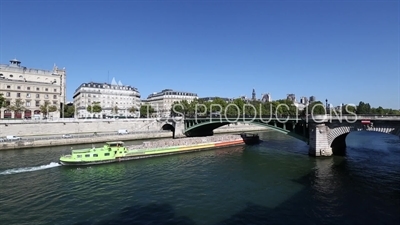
[170,98,400,116]
[85,102,156,118]
[0,94,58,117]
[1,93,398,118]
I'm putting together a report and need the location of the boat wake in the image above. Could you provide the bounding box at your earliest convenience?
[0,162,61,175]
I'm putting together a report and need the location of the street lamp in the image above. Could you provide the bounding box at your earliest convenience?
[325,99,328,115]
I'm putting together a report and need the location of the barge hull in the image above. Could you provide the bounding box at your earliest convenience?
[60,141,244,166]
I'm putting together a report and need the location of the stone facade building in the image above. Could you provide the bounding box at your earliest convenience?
[0,59,66,119]
[73,78,141,118]
[143,89,198,117]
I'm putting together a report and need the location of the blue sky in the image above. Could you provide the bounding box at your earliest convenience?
[0,0,398,109]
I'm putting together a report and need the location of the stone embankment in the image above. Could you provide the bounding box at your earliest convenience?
[128,134,242,150]
[0,123,268,151]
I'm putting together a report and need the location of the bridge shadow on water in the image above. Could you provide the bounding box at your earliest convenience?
[71,163,400,225]
[73,203,196,225]
[72,132,400,225]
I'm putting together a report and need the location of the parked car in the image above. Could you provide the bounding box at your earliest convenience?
[117,129,129,135]
[62,134,73,139]
[6,135,22,141]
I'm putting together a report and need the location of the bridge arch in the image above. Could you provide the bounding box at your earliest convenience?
[184,119,308,141]
[162,123,175,132]
[328,126,400,155]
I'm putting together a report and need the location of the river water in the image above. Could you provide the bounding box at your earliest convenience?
[0,131,399,225]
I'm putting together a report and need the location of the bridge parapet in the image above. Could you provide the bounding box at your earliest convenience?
[308,115,400,123]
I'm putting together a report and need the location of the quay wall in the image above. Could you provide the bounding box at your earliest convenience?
[0,132,172,150]
[0,123,269,150]
[0,119,164,137]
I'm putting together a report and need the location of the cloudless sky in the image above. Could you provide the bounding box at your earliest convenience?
[0,0,398,109]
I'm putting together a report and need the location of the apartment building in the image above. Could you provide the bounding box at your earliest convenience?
[73,78,141,118]
[143,89,198,117]
[0,59,66,119]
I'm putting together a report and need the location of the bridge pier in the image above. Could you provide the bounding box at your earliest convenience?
[172,120,185,139]
[309,124,333,157]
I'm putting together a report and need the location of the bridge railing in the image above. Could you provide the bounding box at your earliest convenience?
[309,114,400,122]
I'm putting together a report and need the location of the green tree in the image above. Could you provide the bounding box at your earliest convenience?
[140,104,155,118]
[6,99,25,117]
[63,104,75,118]
[304,101,326,115]
[356,101,371,114]
[86,102,102,114]
[342,104,357,114]
[128,105,139,114]
[0,93,5,108]
[40,101,57,117]
[193,99,211,116]
[170,101,184,116]
[274,99,298,116]
[210,98,227,115]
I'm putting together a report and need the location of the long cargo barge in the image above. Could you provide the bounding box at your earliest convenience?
[59,134,245,166]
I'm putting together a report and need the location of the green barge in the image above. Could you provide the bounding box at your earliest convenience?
[59,138,245,166]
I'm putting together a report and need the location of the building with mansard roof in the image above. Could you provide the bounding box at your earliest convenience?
[142,89,198,117]
[0,59,66,119]
[73,78,141,118]
[198,97,233,102]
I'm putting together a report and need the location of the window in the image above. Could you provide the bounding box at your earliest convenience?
[6,85,10,89]
[35,101,40,107]
[53,95,57,99]
[26,93,31,98]
[17,86,21,89]
[26,101,31,107]
[104,153,110,156]
[36,87,40,91]
[6,92,10,97]
[93,154,98,157]
[45,94,49,99]
[36,94,40,98]
[9,74,13,77]
[77,155,82,158]
[85,154,90,157]
[27,87,31,90]
[53,101,57,105]
[45,88,48,91]
[53,88,57,92]
[17,93,21,97]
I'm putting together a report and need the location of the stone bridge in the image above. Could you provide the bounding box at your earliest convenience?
[308,115,400,156]
[162,115,400,157]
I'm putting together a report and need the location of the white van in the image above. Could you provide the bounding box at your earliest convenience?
[6,135,22,141]
[117,129,129,135]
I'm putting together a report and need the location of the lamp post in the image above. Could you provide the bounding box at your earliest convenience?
[325,99,328,115]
